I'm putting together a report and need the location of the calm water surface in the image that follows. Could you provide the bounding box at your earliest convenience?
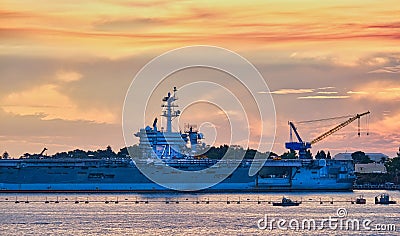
[0,190,399,235]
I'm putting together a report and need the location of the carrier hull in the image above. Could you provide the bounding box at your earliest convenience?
[0,158,355,193]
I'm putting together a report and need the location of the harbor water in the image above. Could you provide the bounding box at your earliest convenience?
[0,190,399,235]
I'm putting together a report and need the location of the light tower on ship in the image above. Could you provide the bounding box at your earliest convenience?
[161,86,180,133]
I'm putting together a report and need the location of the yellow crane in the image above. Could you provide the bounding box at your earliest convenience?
[311,111,370,145]
[285,111,370,159]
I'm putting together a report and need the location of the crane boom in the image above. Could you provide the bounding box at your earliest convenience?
[289,121,303,143]
[39,147,48,156]
[310,111,370,145]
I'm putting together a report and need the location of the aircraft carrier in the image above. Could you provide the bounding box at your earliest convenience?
[0,87,357,192]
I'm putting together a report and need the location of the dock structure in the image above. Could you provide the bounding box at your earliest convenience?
[354,184,400,190]
[0,196,392,205]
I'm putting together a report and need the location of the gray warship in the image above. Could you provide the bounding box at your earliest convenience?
[0,87,357,192]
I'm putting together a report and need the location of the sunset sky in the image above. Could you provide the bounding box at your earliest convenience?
[1,0,399,157]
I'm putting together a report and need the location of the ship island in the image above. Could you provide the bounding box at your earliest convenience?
[0,87,364,193]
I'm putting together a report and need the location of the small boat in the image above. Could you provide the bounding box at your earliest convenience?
[356,195,366,204]
[375,193,396,205]
[272,197,301,206]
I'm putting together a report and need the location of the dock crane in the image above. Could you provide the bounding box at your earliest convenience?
[39,147,48,157]
[285,111,370,159]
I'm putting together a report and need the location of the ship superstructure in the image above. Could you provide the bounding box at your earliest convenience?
[134,87,203,159]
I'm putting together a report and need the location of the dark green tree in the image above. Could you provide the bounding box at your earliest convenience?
[281,149,297,159]
[305,150,313,159]
[1,151,9,159]
[67,149,88,159]
[244,148,257,159]
[384,151,400,184]
[268,152,279,159]
[385,156,400,176]
[95,146,117,159]
[117,147,129,158]
[351,151,372,164]
[326,151,331,159]
[315,150,326,159]
[53,152,69,159]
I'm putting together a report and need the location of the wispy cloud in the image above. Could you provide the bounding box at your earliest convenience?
[56,70,82,83]
[368,65,400,73]
[297,95,350,99]
[318,86,335,90]
[349,80,400,101]
[366,22,400,29]
[317,91,338,94]
[261,88,314,95]
[347,91,368,95]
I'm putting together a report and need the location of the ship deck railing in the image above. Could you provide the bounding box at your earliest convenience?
[0,158,133,167]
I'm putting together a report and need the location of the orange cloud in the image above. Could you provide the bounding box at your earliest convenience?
[350,80,400,101]
[56,70,82,82]
[372,112,400,135]
[265,89,314,95]
[1,0,400,59]
[297,96,350,99]
[1,84,116,124]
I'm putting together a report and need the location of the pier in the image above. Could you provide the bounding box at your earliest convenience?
[1,196,393,205]
[354,184,400,190]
